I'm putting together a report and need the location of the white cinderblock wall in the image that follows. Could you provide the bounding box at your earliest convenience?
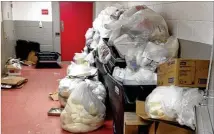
[95,1,214,45]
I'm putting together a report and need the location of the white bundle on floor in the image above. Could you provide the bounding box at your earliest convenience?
[61,82,106,133]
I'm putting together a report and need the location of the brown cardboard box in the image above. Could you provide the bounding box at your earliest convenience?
[157,59,209,88]
[124,112,150,134]
[136,101,149,120]
[149,122,193,134]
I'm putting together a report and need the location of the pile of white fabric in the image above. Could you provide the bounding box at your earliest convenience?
[60,81,106,133]
[145,86,204,130]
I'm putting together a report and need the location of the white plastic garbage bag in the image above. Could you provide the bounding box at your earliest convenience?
[58,77,83,107]
[67,62,97,77]
[97,39,111,64]
[175,88,203,130]
[145,86,184,121]
[61,82,106,133]
[93,5,124,38]
[85,28,94,40]
[106,7,169,43]
[85,79,106,103]
[73,52,88,64]
[137,42,168,71]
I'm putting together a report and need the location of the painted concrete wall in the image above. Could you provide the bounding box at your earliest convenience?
[12,2,54,52]
[1,1,16,74]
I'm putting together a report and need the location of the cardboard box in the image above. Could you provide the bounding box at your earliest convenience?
[124,112,150,134]
[149,122,193,134]
[157,59,209,88]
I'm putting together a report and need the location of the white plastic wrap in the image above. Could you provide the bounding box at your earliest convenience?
[175,88,203,130]
[164,36,179,58]
[112,67,157,85]
[86,39,93,47]
[145,86,184,121]
[73,52,88,64]
[93,31,100,43]
[125,45,147,71]
[67,62,97,77]
[97,39,111,64]
[93,4,124,38]
[138,42,168,71]
[112,66,126,82]
[85,28,94,40]
[58,77,83,107]
[60,82,106,133]
[85,79,106,103]
[85,51,95,64]
[106,7,169,44]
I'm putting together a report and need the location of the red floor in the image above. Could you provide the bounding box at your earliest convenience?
[2,64,113,134]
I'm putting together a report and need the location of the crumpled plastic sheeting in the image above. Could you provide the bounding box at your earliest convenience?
[175,88,204,130]
[61,82,106,133]
[85,79,106,103]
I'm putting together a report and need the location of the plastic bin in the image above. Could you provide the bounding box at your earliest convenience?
[109,46,126,68]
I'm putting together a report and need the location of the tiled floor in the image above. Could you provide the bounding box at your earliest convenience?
[2,64,113,134]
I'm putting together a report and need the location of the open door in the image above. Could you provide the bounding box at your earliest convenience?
[60,2,93,61]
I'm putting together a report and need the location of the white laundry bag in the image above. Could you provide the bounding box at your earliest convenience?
[61,82,106,133]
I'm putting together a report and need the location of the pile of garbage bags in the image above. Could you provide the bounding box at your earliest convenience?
[58,24,108,132]
[145,86,204,130]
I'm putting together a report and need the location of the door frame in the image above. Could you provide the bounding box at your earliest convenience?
[51,1,61,61]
